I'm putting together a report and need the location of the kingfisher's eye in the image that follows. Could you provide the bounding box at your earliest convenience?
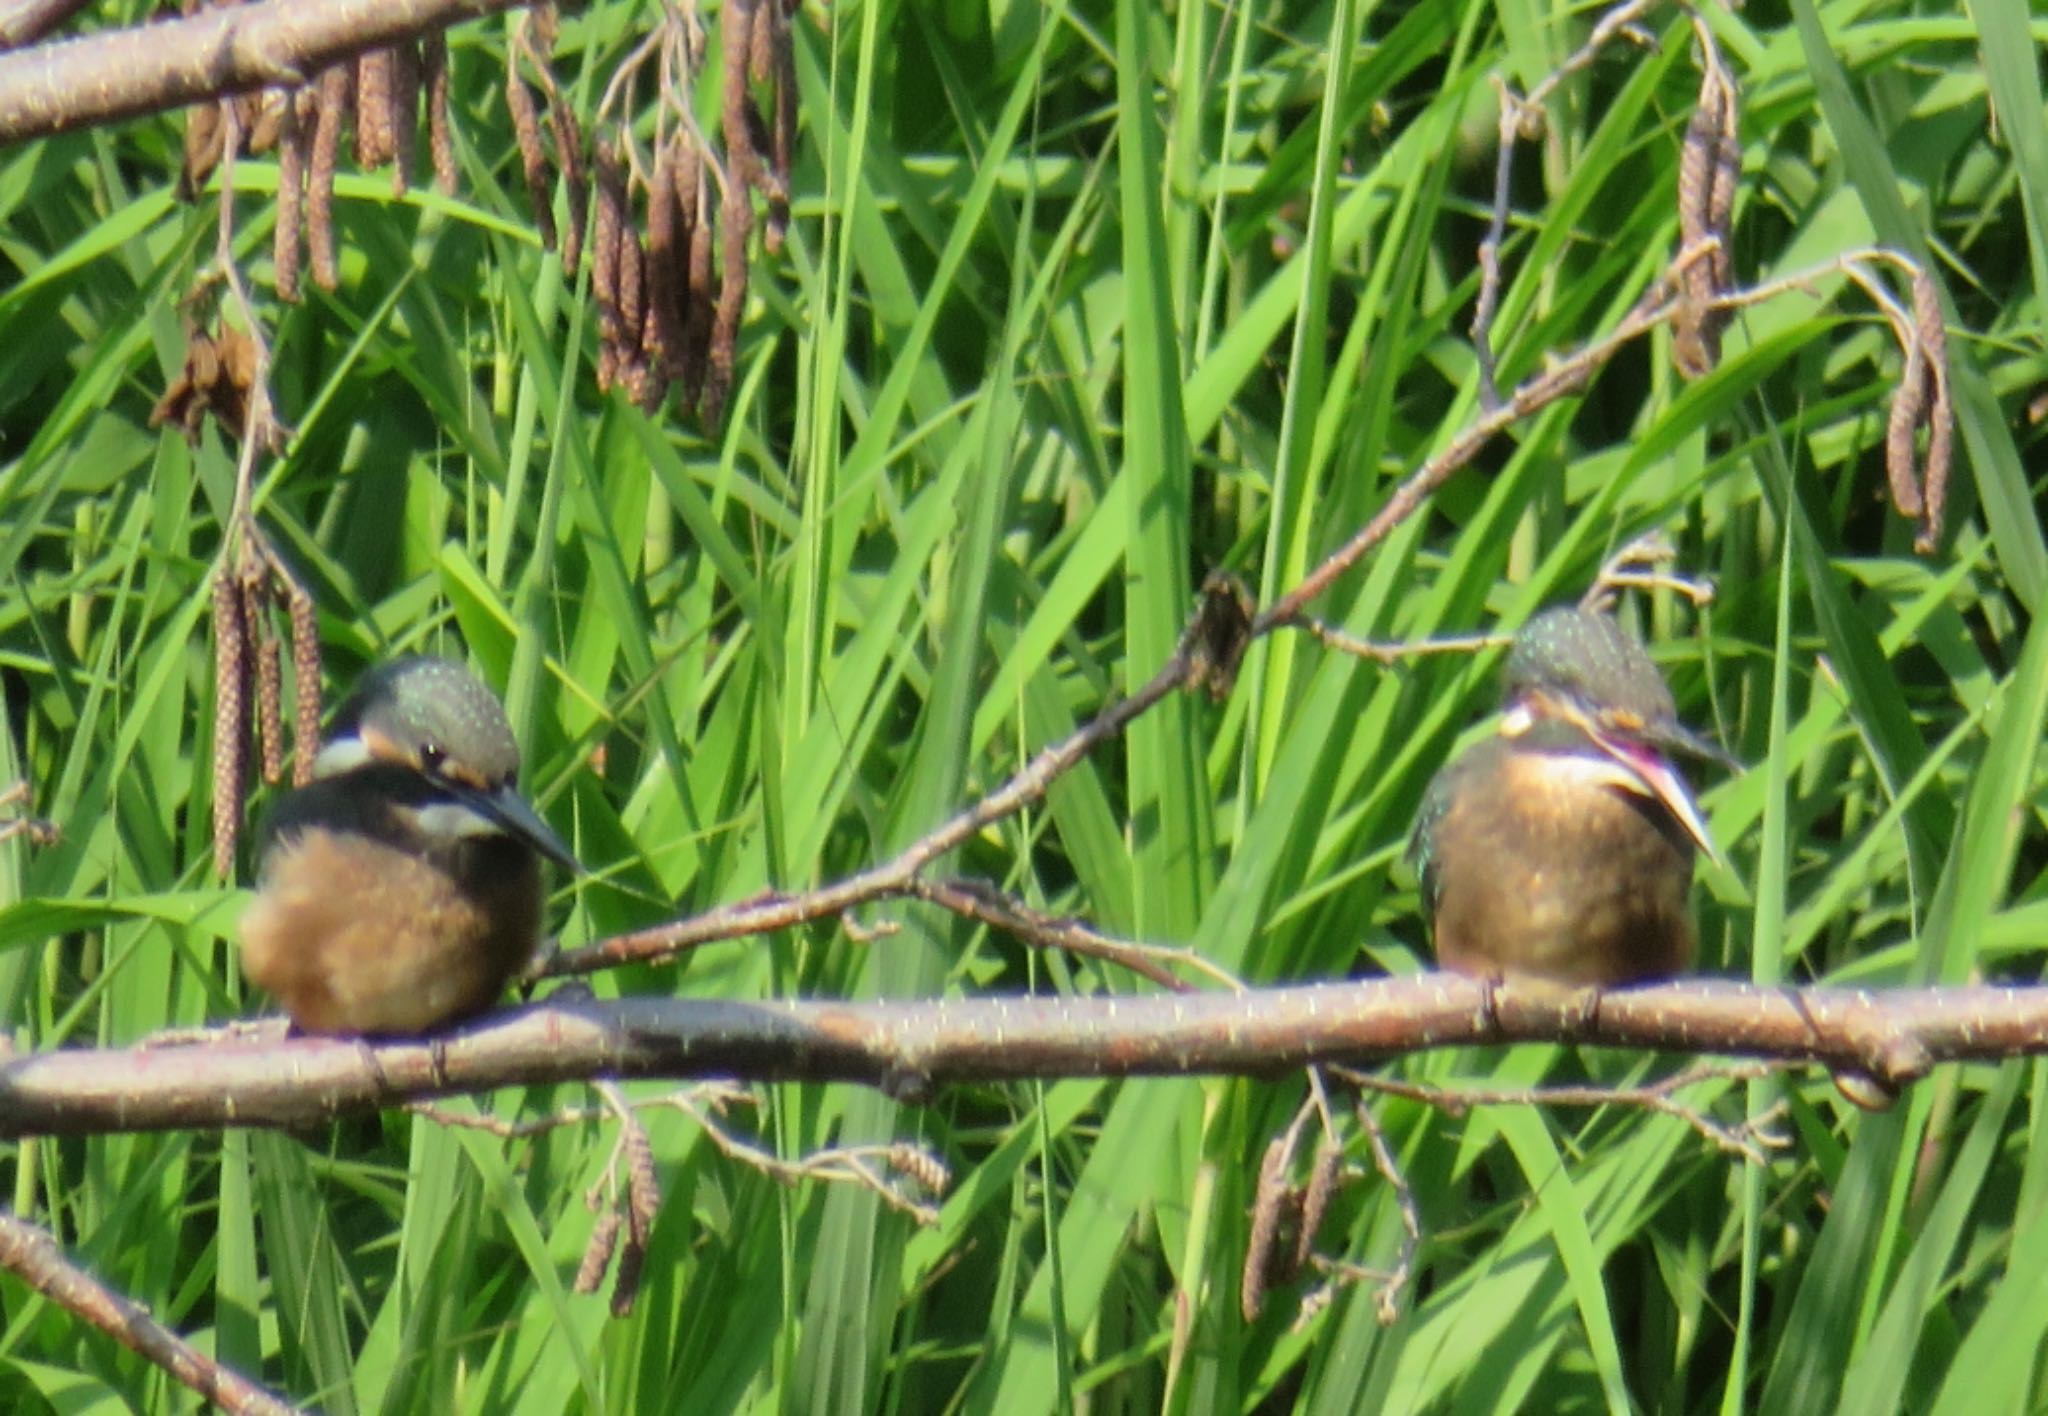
[419,742,447,773]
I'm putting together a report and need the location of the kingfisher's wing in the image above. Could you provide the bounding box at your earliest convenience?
[254,764,429,858]
[1407,753,1475,923]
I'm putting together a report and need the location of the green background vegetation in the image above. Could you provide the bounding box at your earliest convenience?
[2,0,2046,1410]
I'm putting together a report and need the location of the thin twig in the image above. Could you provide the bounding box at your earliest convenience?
[1349,1098,1420,1324]
[547,609,1204,976]
[1257,284,1683,637]
[910,878,1247,993]
[1300,622,1514,665]
[665,1089,946,1225]
[1330,1059,1791,1165]
[1470,0,1658,405]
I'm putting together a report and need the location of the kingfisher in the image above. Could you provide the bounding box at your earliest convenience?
[1410,606,1730,986]
[237,656,580,1036]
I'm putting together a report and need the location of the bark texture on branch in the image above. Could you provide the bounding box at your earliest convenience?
[0,0,518,146]
[2,977,2042,1137]
[0,1212,299,1414]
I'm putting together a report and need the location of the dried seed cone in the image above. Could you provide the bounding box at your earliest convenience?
[390,40,421,195]
[506,51,556,251]
[610,1118,660,1318]
[889,1144,951,1195]
[1705,96,1740,290]
[617,225,648,394]
[593,138,626,388]
[722,0,762,191]
[425,33,457,196]
[1911,270,1952,551]
[573,1209,622,1295]
[273,94,306,302]
[682,162,716,411]
[1241,1134,1297,1322]
[210,570,248,879]
[309,64,353,291]
[646,138,686,382]
[1673,86,1727,377]
[705,188,752,426]
[635,296,668,411]
[287,581,322,786]
[1293,1139,1343,1271]
[356,49,396,168]
[548,95,587,273]
[253,594,286,785]
[1884,325,1929,519]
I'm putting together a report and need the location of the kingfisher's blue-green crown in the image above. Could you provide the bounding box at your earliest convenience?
[324,656,522,785]
[1504,606,1676,726]
[309,655,580,872]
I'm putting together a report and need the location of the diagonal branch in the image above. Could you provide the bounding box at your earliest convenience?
[0,1211,300,1414]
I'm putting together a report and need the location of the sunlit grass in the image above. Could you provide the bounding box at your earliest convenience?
[0,0,2043,1411]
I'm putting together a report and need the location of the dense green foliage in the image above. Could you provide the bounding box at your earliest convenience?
[2,0,2046,1410]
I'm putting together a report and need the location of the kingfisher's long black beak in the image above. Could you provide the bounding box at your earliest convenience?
[1640,715,1742,773]
[1587,727,1724,866]
[459,781,583,873]
[1525,690,1728,866]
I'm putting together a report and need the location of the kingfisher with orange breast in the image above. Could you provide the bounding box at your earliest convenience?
[1411,607,1731,986]
[238,656,579,1035]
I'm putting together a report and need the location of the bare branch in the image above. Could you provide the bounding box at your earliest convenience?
[0,1211,300,1415]
[8,978,2048,1137]
[0,0,90,51]
[0,0,523,146]
[1333,1059,1790,1165]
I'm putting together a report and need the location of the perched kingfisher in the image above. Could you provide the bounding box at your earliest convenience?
[1410,606,1729,986]
[238,656,580,1036]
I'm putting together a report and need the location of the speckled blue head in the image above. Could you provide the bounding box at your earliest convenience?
[312,656,580,872]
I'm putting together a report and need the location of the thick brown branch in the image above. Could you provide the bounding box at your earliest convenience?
[5,978,2044,1138]
[0,0,90,51]
[0,0,521,146]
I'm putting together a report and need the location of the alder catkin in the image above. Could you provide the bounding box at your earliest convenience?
[273,93,306,302]
[211,569,247,879]
[425,33,457,196]
[253,591,286,786]
[287,579,322,786]
[389,40,421,195]
[646,137,685,380]
[547,95,587,274]
[506,48,556,252]
[309,64,353,291]
[356,48,395,168]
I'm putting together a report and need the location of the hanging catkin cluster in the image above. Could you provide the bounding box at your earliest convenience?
[174,2,798,433]
[278,33,461,299]
[1664,20,1950,552]
[509,0,798,427]
[210,531,322,877]
[176,0,456,302]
